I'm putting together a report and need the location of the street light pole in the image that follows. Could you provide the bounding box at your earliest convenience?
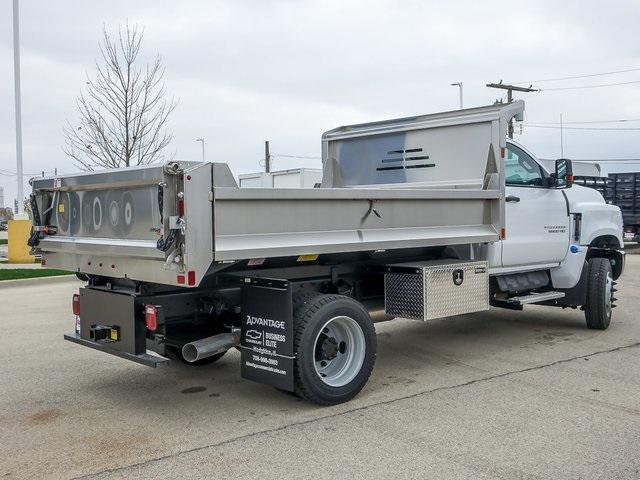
[195,138,205,162]
[12,0,23,213]
[450,82,463,109]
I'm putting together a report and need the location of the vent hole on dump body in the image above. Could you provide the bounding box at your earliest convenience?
[381,155,430,163]
[387,148,423,154]
[377,163,436,171]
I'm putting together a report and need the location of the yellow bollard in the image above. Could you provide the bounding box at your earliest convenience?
[8,219,35,264]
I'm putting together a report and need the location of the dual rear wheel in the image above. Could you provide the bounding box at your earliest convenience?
[292,294,377,406]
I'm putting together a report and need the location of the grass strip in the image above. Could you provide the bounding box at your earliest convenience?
[0,269,74,281]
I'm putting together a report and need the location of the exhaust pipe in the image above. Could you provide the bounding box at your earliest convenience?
[182,330,240,363]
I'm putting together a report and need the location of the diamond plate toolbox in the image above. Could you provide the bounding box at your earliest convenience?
[384,260,489,321]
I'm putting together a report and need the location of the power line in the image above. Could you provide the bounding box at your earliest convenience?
[540,158,640,164]
[523,124,640,131]
[0,167,60,176]
[540,80,640,91]
[513,67,640,85]
[526,118,640,125]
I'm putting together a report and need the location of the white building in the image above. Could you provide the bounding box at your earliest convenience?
[238,168,323,188]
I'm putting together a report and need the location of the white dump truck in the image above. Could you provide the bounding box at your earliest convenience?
[29,101,624,405]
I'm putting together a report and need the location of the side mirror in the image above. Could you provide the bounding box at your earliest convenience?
[554,158,573,188]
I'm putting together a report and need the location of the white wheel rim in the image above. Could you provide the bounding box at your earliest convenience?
[313,315,366,387]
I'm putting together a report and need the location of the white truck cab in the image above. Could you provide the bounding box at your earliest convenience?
[489,139,624,327]
[497,140,623,269]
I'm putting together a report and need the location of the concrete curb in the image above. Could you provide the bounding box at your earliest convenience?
[0,275,80,288]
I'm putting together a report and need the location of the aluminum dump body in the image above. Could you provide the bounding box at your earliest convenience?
[30,101,524,287]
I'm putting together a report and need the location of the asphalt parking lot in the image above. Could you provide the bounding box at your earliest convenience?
[1,254,640,480]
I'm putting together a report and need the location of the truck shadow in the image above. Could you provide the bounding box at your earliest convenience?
[85,305,591,416]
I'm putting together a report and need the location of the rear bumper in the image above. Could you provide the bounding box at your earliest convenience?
[64,333,169,367]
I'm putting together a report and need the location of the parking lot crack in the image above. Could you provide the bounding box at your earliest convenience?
[72,341,640,479]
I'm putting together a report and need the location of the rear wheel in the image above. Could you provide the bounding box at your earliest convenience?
[584,257,615,330]
[292,294,376,405]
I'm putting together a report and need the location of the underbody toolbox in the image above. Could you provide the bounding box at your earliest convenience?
[384,260,489,321]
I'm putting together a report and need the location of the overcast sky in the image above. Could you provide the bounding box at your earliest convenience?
[2,0,640,207]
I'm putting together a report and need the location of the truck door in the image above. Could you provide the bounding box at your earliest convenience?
[501,143,570,268]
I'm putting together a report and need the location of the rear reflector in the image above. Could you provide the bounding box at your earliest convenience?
[177,274,185,284]
[178,198,185,217]
[145,305,158,331]
[72,293,80,316]
[187,270,196,286]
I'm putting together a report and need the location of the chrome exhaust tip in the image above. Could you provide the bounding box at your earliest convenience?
[182,330,240,363]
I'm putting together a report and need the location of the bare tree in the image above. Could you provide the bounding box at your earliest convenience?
[64,23,177,170]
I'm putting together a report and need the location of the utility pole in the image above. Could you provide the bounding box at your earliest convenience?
[12,0,23,213]
[560,114,564,158]
[264,140,271,173]
[195,138,205,162]
[450,82,463,109]
[486,82,538,138]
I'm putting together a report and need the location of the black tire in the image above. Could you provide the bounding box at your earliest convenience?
[165,345,226,366]
[292,294,376,406]
[293,289,322,309]
[584,257,614,330]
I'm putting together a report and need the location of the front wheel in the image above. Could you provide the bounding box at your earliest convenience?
[584,257,616,330]
[292,294,376,405]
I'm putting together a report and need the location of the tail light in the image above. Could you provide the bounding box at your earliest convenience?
[72,293,80,316]
[145,304,158,331]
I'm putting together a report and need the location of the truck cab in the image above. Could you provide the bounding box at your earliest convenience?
[491,139,624,310]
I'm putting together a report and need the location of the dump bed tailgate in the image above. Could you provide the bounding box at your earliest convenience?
[30,161,214,287]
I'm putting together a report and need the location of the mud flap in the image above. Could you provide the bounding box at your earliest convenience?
[240,277,295,392]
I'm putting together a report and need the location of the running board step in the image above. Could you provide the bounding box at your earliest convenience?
[506,291,565,306]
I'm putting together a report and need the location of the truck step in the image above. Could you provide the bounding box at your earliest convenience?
[506,291,565,306]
